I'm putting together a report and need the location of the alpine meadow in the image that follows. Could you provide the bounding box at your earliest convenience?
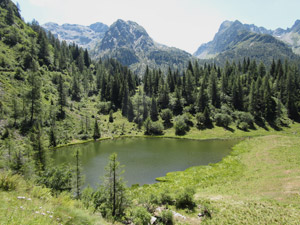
[1,0,300,224]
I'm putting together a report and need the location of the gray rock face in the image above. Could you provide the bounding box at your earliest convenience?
[95,19,192,74]
[194,20,300,59]
[42,22,109,50]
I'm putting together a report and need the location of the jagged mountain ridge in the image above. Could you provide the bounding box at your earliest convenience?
[42,22,109,50]
[43,19,192,75]
[194,20,300,61]
[93,19,192,74]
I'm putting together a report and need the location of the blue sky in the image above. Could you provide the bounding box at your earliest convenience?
[12,0,300,54]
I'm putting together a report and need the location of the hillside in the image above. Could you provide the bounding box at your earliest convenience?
[194,20,299,65]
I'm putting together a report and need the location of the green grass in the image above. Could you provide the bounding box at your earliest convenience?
[0,172,108,225]
[130,124,300,224]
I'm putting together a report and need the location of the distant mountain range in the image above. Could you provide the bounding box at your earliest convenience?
[43,20,192,74]
[43,19,300,72]
[194,20,300,65]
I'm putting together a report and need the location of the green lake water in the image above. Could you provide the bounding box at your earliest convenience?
[52,137,239,187]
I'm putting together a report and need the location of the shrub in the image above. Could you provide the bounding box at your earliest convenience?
[150,121,164,135]
[175,187,196,210]
[160,189,174,205]
[81,185,94,209]
[98,102,111,115]
[37,165,73,193]
[214,113,232,127]
[174,115,189,135]
[132,207,151,225]
[160,210,174,225]
[144,118,164,135]
[0,171,20,191]
[196,112,205,129]
[160,109,173,125]
[14,68,25,80]
[233,111,254,130]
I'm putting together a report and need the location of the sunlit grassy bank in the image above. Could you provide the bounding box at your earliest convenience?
[131,124,300,224]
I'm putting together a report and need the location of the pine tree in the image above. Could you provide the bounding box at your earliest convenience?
[12,96,19,126]
[150,97,158,121]
[127,98,134,122]
[203,107,212,128]
[143,94,148,121]
[93,118,101,140]
[57,75,67,119]
[102,153,127,218]
[122,84,129,117]
[31,123,46,172]
[173,87,183,116]
[27,72,42,125]
[109,110,114,123]
[209,70,220,108]
[5,4,14,25]
[49,124,57,147]
[263,76,276,121]
[74,149,84,199]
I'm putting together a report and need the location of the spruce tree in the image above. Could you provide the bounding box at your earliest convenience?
[109,110,114,123]
[150,97,158,121]
[93,118,101,140]
[57,75,67,119]
[127,98,134,122]
[203,107,212,128]
[27,72,42,125]
[74,149,84,199]
[31,123,46,172]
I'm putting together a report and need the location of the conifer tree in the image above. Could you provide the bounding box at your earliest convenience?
[109,110,114,123]
[203,107,212,128]
[173,87,183,116]
[209,70,220,108]
[57,75,67,119]
[93,118,101,140]
[101,153,127,218]
[74,149,84,199]
[31,123,46,172]
[49,124,57,147]
[27,72,42,125]
[150,97,158,121]
[127,98,134,122]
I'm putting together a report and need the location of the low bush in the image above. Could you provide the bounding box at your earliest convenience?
[160,210,174,225]
[0,171,20,191]
[174,115,189,135]
[214,113,232,127]
[175,187,196,210]
[160,189,174,205]
[132,206,151,225]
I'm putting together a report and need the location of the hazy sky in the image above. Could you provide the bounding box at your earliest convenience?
[12,0,300,54]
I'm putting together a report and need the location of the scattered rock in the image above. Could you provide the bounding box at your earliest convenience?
[172,211,186,220]
[150,216,157,224]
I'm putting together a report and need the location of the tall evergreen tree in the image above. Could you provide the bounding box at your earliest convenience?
[57,75,67,119]
[150,97,158,121]
[27,72,42,125]
[93,118,101,140]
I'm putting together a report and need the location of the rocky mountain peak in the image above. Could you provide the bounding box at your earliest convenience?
[99,19,154,51]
